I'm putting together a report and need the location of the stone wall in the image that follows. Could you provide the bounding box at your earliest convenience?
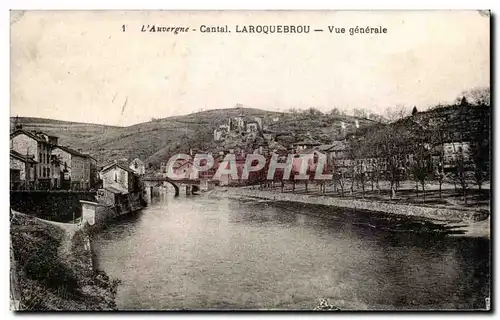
[10,191,97,222]
[80,191,145,229]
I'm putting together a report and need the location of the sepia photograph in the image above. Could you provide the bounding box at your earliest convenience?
[9,10,491,311]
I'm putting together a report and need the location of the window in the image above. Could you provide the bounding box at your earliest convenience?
[48,168,50,177]
[114,172,117,182]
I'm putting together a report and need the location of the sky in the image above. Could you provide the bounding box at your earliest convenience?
[10,10,490,126]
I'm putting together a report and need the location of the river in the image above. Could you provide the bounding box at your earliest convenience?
[92,191,490,310]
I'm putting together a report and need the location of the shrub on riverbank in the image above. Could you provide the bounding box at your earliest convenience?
[10,212,119,311]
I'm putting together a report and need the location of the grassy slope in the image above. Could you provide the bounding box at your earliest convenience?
[10,212,118,311]
[11,117,122,151]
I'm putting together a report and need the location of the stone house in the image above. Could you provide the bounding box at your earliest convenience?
[441,141,471,166]
[10,128,58,189]
[52,145,96,190]
[10,150,37,189]
[293,138,321,152]
[100,162,140,194]
[246,122,259,133]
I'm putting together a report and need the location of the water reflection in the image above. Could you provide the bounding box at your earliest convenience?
[92,192,489,310]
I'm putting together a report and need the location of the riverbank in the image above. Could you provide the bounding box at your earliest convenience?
[210,187,490,238]
[10,211,119,311]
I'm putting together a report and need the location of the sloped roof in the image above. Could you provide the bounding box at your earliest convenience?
[296,148,326,155]
[55,145,96,161]
[316,144,335,152]
[10,129,48,143]
[101,162,136,174]
[269,141,288,151]
[10,150,38,163]
[53,145,87,157]
[327,141,347,151]
[293,138,321,146]
[131,158,145,165]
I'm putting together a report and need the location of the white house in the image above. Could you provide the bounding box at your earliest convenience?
[100,162,140,194]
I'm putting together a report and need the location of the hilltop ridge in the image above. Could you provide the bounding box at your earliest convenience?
[11,107,375,167]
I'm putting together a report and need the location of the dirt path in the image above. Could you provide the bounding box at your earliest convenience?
[40,219,81,261]
[12,210,83,262]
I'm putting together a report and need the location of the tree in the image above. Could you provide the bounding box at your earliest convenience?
[355,162,368,197]
[305,107,323,117]
[367,119,419,200]
[367,159,382,193]
[412,106,418,116]
[346,141,358,196]
[331,158,347,197]
[453,153,470,204]
[368,113,386,123]
[434,164,446,199]
[461,87,490,106]
[353,108,368,118]
[410,146,432,202]
[328,108,341,116]
[350,137,372,197]
[384,105,409,123]
[373,128,403,200]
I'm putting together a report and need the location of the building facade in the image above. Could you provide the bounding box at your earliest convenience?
[101,162,140,194]
[10,150,37,189]
[51,145,98,190]
[10,129,58,189]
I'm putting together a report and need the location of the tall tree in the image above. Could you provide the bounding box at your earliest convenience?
[412,106,418,116]
[410,145,432,202]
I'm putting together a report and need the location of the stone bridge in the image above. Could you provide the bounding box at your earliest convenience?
[142,176,201,197]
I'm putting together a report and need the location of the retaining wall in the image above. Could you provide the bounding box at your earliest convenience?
[10,191,97,223]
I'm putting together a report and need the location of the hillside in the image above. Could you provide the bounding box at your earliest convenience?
[10,117,122,151]
[11,108,377,167]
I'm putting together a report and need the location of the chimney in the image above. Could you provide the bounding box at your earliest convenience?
[13,116,22,130]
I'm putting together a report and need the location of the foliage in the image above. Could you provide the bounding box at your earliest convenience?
[461,87,490,106]
[10,213,119,311]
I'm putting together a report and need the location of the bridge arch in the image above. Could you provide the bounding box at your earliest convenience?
[143,178,180,197]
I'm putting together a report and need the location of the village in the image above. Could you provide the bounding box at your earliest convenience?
[7,9,492,312]
[9,94,491,216]
[148,99,490,212]
[9,118,147,192]
[9,99,491,312]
